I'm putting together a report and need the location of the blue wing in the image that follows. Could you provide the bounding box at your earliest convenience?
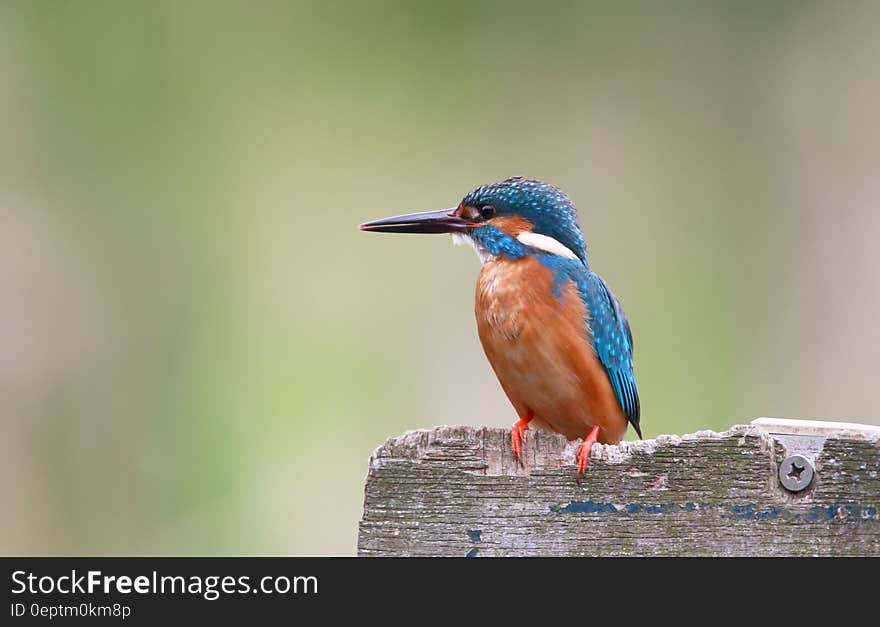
[540,255,641,437]
[580,271,641,437]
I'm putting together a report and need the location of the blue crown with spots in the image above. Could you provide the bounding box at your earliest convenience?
[461,177,588,265]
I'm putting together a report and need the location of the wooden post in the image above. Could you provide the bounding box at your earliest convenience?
[358,418,880,556]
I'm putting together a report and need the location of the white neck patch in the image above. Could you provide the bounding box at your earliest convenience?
[451,233,492,264]
[516,231,580,260]
[452,231,580,264]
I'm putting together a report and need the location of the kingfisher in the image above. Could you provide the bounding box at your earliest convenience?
[360,177,641,477]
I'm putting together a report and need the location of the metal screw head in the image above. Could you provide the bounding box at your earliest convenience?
[779,454,814,492]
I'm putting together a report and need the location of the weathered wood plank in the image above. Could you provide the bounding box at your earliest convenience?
[358,420,880,556]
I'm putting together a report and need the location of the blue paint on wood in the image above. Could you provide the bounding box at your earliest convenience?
[468,530,482,543]
[551,501,880,523]
[723,505,785,521]
[466,548,479,558]
[551,501,619,514]
[625,503,676,514]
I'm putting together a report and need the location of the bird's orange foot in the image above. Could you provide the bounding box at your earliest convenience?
[576,425,602,480]
[511,412,534,463]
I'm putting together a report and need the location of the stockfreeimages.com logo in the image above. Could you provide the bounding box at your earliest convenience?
[11,570,318,601]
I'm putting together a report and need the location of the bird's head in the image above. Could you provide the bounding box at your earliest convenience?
[360,177,588,265]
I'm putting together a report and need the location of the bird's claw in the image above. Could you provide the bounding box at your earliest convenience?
[576,442,592,478]
[510,414,532,467]
[575,425,601,483]
[511,424,526,465]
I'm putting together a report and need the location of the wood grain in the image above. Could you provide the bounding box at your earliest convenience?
[358,422,880,556]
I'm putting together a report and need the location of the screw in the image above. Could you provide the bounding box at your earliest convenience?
[779,454,814,492]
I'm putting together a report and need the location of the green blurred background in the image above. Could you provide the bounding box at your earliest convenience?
[2,1,878,555]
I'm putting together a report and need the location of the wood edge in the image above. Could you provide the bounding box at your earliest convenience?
[752,417,880,439]
[367,422,769,469]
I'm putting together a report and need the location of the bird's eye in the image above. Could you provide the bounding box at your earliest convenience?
[479,205,495,220]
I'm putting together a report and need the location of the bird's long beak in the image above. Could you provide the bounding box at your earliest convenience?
[359,208,474,234]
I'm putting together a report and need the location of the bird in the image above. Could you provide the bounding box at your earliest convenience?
[360,177,640,477]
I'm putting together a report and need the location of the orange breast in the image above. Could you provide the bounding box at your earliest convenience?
[475,256,628,444]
